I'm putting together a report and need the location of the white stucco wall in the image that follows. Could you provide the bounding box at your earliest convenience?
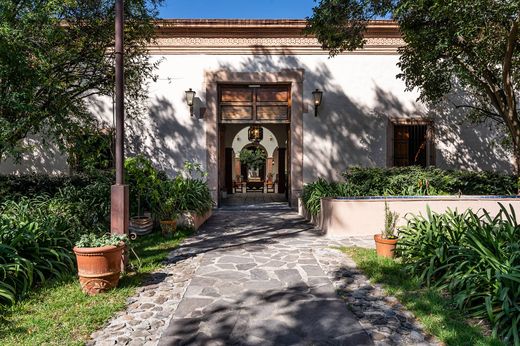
[1,52,513,177]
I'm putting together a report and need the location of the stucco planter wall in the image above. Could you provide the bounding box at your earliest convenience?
[298,197,320,226]
[178,209,213,231]
[319,196,520,239]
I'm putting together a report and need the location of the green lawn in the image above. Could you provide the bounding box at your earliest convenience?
[340,247,503,346]
[0,229,191,346]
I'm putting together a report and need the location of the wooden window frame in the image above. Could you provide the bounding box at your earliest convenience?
[387,118,435,167]
[218,84,291,123]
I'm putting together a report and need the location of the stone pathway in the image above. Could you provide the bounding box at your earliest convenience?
[89,209,438,346]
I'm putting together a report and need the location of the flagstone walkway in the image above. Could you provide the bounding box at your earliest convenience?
[89,209,437,346]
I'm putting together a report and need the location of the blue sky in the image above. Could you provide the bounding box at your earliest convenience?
[158,0,316,19]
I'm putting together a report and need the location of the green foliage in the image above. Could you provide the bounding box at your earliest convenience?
[75,233,128,248]
[0,175,111,306]
[151,179,180,221]
[398,207,470,286]
[307,0,520,167]
[125,155,164,216]
[0,172,113,203]
[0,230,191,345]
[382,201,399,239]
[301,178,358,217]
[398,205,520,344]
[168,175,214,216]
[132,158,214,219]
[0,197,77,306]
[239,148,267,170]
[0,0,162,160]
[67,127,114,173]
[302,167,516,217]
[343,166,517,196]
[341,246,503,346]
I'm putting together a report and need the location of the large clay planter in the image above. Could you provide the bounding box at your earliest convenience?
[374,234,398,259]
[160,220,177,236]
[73,245,124,295]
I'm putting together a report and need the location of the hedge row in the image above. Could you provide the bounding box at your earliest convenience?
[302,166,518,216]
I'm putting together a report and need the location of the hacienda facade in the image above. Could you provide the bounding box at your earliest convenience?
[0,19,513,206]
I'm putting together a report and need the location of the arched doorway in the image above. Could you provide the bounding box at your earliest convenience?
[239,144,267,191]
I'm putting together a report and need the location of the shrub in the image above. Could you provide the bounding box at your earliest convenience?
[75,233,128,248]
[124,155,165,216]
[0,172,113,203]
[302,167,517,216]
[397,207,471,286]
[398,205,520,344]
[0,177,111,306]
[301,178,358,217]
[343,166,516,196]
[0,197,77,306]
[170,176,214,216]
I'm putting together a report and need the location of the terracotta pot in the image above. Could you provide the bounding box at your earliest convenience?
[73,244,124,295]
[160,220,177,236]
[374,234,398,259]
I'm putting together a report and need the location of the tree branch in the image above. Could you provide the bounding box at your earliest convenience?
[503,18,519,113]
[453,103,504,124]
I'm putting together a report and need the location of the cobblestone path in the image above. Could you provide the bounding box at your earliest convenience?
[90,209,438,346]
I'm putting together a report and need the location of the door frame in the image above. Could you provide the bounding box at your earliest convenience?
[205,69,304,207]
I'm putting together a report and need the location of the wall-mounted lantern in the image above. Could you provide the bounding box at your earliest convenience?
[185,88,196,116]
[248,125,263,143]
[312,89,323,117]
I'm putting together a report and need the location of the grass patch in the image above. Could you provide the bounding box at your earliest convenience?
[0,229,191,346]
[339,247,503,346]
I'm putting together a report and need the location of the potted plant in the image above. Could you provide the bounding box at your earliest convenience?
[152,180,180,237]
[125,156,158,236]
[374,201,399,258]
[73,233,128,295]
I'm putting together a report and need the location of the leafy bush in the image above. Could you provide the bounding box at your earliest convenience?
[173,176,214,216]
[397,207,470,286]
[398,205,520,344]
[0,197,77,306]
[125,155,165,216]
[148,161,213,218]
[0,177,111,306]
[302,167,517,216]
[343,166,516,196]
[301,178,357,217]
[0,172,113,203]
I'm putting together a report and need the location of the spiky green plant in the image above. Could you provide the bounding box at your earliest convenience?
[399,204,520,344]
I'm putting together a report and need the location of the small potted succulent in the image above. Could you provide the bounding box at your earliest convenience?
[73,233,128,295]
[374,201,399,258]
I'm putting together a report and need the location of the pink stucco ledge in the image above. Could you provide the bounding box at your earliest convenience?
[178,210,213,231]
[313,196,520,239]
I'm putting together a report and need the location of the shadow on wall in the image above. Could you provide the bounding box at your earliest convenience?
[215,54,410,182]
[426,93,513,172]
[125,96,206,177]
[0,137,69,175]
[215,53,513,181]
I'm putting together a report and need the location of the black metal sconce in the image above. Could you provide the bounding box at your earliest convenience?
[312,89,323,117]
[185,88,196,116]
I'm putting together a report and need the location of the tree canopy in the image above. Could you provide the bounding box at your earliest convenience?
[0,0,162,161]
[307,0,520,171]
